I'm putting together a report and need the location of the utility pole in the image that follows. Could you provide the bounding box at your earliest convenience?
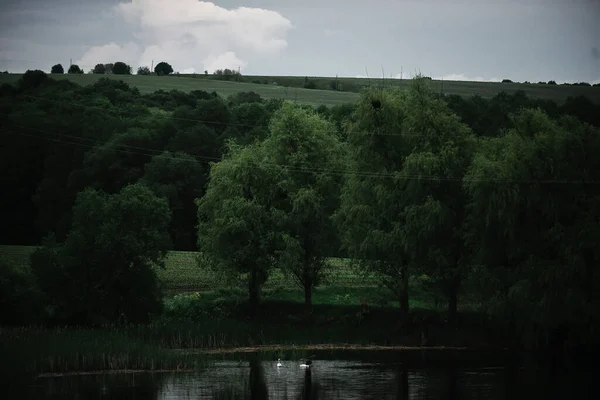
[151,60,154,72]
[69,58,72,67]
[400,66,403,80]
[237,66,240,81]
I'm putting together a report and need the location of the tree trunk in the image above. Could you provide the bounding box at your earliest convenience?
[303,264,313,313]
[304,283,312,311]
[447,283,458,330]
[400,265,409,319]
[248,267,261,319]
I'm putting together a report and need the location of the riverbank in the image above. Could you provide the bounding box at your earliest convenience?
[1,286,512,383]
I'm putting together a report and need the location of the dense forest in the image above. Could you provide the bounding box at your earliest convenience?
[2,70,600,357]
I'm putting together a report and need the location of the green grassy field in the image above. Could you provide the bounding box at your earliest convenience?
[0,245,377,292]
[245,74,600,104]
[0,73,358,106]
[2,73,599,105]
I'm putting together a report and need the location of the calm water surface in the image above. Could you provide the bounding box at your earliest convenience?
[27,356,594,400]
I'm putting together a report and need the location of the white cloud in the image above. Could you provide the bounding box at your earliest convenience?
[202,51,247,73]
[78,42,141,70]
[76,0,292,74]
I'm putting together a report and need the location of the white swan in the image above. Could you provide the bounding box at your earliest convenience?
[299,360,312,368]
[277,358,282,367]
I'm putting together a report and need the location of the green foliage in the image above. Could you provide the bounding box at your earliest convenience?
[140,151,205,250]
[67,64,83,74]
[92,63,106,74]
[0,258,45,325]
[227,91,263,106]
[17,69,49,90]
[464,108,600,348]
[262,103,347,303]
[113,61,132,75]
[154,61,174,76]
[50,64,64,74]
[334,86,412,313]
[197,139,285,314]
[30,184,172,325]
[137,66,152,75]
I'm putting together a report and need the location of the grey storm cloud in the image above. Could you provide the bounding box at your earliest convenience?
[0,0,599,84]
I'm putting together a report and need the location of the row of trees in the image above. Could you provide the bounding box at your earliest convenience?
[1,71,599,351]
[50,61,174,76]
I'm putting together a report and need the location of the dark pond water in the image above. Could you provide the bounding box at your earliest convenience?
[24,354,596,400]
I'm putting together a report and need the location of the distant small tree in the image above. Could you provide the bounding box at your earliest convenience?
[113,61,132,75]
[547,80,557,85]
[104,63,114,74]
[204,70,208,75]
[137,66,152,75]
[93,63,106,74]
[502,79,513,83]
[68,64,83,74]
[304,81,317,89]
[154,61,173,76]
[51,64,64,74]
[537,81,545,84]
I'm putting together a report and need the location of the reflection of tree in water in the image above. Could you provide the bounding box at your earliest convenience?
[249,357,269,400]
[396,366,409,399]
[297,367,324,400]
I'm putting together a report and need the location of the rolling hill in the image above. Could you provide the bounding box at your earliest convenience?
[1,73,599,105]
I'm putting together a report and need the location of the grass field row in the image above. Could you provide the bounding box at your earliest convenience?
[0,74,358,106]
[0,245,379,292]
[2,73,599,105]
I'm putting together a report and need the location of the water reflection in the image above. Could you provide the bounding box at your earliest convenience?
[30,359,592,399]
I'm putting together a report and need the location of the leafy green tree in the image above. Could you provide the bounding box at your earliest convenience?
[137,66,152,75]
[227,91,263,106]
[334,87,412,320]
[197,141,284,317]
[67,64,83,74]
[194,98,231,135]
[0,258,45,325]
[140,151,205,250]
[93,63,106,74]
[268,103,346,309]
[74,127,160,195]
[104,63,114,74]
[154,62,173,76]
[51,64,64,74]
[335,77,474,325]
[113,61,132,75]
[463,109,600,349]
[30,184,171,325]
[395,78,475,327]
[222,102,270,145]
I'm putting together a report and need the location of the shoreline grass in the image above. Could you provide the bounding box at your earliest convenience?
[0,327,203,376]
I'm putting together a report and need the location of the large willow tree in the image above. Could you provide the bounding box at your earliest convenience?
[464,109,600,349]
[197,102,345,315]
[335,77,475,325]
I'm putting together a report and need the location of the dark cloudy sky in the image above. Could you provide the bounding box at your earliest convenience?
[1,0,598,83]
